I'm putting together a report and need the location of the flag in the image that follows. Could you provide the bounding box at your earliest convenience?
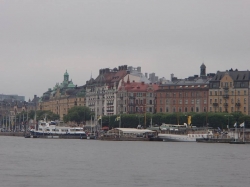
[98,115,102,120]
[218,127,221,133]
[234,122,237,127]
[240,122,245,128]
[187,116,191,125]
[115,116,120,121]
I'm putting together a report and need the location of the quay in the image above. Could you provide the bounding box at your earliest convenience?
[0,132,24,137]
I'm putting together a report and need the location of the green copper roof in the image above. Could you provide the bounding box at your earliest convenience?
[68,81,75,88]
[64,70,69,76]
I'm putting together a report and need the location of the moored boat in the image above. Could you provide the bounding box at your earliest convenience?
[30,121,87,139]
[158,130,213,142]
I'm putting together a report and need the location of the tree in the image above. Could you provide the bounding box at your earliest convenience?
[63,106,92,124]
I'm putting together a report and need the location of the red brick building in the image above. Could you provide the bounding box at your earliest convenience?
[156,82,209,113]
[117,77,159,114]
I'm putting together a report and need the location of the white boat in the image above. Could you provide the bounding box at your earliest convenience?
[158,130,213,142]
[30,121,87,139]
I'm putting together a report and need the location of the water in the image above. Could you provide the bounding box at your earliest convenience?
[0,136,249,187]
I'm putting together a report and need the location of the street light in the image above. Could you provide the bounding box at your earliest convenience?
[224,114,233,129]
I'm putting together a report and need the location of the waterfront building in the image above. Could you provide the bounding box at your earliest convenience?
[156,64,214,113]
[208,69,250,115]
[85,65,150,118]
[0,94,25,102]
[117,77,158,114]
[39,70,85,120]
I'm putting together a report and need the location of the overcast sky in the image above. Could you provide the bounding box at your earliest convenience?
[1,0,250,100]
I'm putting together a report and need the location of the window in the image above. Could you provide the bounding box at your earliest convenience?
[204,99,207,104]
[215,91,217,96]
[204,107,206,112]
[196,107,199,112]
[185,100,188,104]
[160,108,162,112]
[238,91,240,95]
[196,99,200,104]
[173,100,176,105]
[179,100,182,104]
[166,107,169,112]
[166,99,169,104]
[220,99,222,104]
[191,107,194,112]
[231,107,234,112]
[231,99,234,104]
[185,107,187,112]
[244,98,246,104]
[210,107,212,112]
[210,91,212,96]
[232,91,234,95]
[219,107,222,112]
[244,90,247,95]
[191,99,194,104]
[220,91,222,95]
[210,99,212,104]
[244,107,246,112]
[179,108,182,112]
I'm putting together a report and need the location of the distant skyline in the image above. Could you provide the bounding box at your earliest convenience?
[1,0,250,101]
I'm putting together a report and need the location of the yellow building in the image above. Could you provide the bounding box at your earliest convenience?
[39,71,85,120]
[209,69,250,115]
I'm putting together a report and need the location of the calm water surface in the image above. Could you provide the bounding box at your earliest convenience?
[0,136,249,187]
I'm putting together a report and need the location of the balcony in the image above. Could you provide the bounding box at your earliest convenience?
[106,110,114,112]
[107,103,114,106]
[223,94,229,99]
[213,103,218,107]
[235,103,241,107]
[128,103,135,106]
[223,87,229,90]
[223,103,228,107]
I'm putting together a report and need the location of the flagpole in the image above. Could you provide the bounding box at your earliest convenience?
[243,122,245,142]
[101,116,102,130]
[243,123,245,142]
[235,123,237,142]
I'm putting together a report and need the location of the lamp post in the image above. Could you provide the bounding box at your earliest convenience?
[224,114,233,129]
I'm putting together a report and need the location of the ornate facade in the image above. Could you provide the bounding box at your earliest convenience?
[209,69,250,115]
[117,77,158,114]
[39,70,85,120]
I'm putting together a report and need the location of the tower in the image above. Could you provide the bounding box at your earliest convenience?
[64,70,69,82]
[200,63,206,77]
